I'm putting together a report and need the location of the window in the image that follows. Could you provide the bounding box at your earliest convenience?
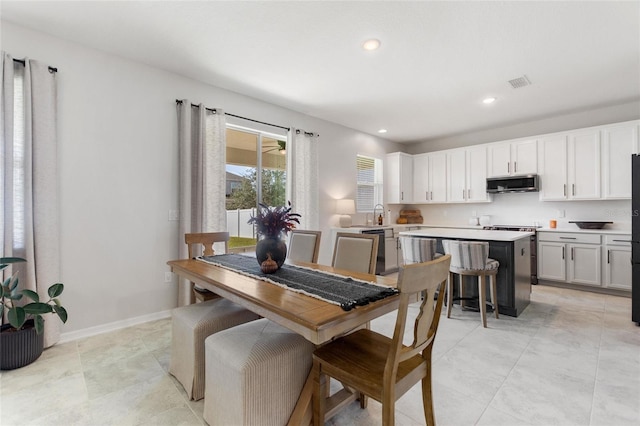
[356,155,383,212]
[225,125,287,243]
[225,126,287,209]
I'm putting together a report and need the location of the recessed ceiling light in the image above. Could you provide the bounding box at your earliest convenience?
[483,97,497,104]
[378,129,388,134]
[362,39,381,51]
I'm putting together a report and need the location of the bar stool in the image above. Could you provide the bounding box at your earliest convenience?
[442,240,499,328]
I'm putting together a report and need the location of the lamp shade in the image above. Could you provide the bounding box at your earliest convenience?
[335,199,356,215]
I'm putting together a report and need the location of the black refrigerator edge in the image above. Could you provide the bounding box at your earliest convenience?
[632,154,640,325]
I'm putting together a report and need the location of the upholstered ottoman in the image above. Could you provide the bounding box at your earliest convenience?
[203,318,315,426]
[169,298,261,400]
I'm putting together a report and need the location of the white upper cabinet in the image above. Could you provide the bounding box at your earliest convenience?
[539,135,568,200]
[601,121,639,199]
[413,152,447,203]
[539,129,601,201]
[568,129,601,200]
[487,139,537,177]
[385,152,413,204]
[447,146,490,203]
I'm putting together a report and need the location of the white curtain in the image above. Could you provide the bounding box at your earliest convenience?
[286,128,319,230]
[177,101,226,305]
[1,52,60,347]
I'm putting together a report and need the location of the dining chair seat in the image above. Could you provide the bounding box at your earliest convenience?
[204,318,315,426]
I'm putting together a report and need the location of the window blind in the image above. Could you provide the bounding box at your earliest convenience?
[356,155,383,212]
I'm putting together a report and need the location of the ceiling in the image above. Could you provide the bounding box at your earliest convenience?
[2,1,639,143]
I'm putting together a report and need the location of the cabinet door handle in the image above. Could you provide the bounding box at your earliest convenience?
[514,161,517,173]
[559,237,577,240]
[607,249,610,264]
[571,247,574,260]
[613,239,631,243]
[563,184,567,197]
[426,191,428,201]
[521,248,525,256]
[430,191,433,200]
[401,191,403,201]
[467,189,471,199]
[562,247,565,259]
[572,184,575,196]
[507,162,510,173]
[463,189,465,199]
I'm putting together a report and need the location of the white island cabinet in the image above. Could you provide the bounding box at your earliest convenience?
[399,228,532,317]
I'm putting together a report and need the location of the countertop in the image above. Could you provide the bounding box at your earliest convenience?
[536,227,630,235]
[335,224,631,236]
[399,228,533,242]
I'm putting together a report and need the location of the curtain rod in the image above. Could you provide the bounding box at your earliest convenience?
[175,100,290,131]
[13,58,58,73]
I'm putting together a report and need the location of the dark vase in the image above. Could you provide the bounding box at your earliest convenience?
[255,236,287,269]
[1,319,44,370]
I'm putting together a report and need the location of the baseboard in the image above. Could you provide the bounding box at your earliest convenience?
[537,280,631,298]
[58,310,172,344]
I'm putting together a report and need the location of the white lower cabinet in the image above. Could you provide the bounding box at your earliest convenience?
[538,232,602,287]
[604,235,632,291]
[538,232,632,291]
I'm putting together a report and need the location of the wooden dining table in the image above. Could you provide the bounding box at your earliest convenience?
[167,257,400,425]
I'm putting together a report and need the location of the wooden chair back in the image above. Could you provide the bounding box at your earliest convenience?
[288,230,322,263]
[311,254,452,425]
[331,232,379,275]
[184,232,229,303]
[389,254,451,370]
[185,232,229,258]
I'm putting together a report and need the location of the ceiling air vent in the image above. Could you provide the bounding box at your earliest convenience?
[508,75,531,89]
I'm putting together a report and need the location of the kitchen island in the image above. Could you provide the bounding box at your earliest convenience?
[399,228,533,317]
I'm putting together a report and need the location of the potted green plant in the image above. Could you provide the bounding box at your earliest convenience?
[1,257,68,370]
[248,202,301,270]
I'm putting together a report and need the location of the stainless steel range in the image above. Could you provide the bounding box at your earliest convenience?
[483,225,540,284]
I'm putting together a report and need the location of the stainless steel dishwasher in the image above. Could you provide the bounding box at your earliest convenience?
[361,228,396,275]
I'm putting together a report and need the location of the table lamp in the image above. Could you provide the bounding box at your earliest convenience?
[336,199,356,228]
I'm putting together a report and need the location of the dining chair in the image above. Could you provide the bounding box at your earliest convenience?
[185,232,229,303]
[442,240,499,328]
[288,229,322,263]
[312,254,452,426]
[331,232,379,274]
[169,232,261,400]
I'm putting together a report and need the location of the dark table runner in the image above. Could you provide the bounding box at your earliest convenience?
[199,254,398,311]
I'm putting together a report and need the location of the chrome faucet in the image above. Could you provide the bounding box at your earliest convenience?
[373,204,385,225]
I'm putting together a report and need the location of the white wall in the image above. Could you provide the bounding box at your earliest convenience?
[1,21,401,335]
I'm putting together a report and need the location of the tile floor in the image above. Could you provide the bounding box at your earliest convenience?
[1,285,639,426]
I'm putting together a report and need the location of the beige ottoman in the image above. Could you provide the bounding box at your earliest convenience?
[169,298,261,400]
[204,318,315,426]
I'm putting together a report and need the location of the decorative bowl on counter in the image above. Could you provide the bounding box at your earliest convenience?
[568,221,613,229]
